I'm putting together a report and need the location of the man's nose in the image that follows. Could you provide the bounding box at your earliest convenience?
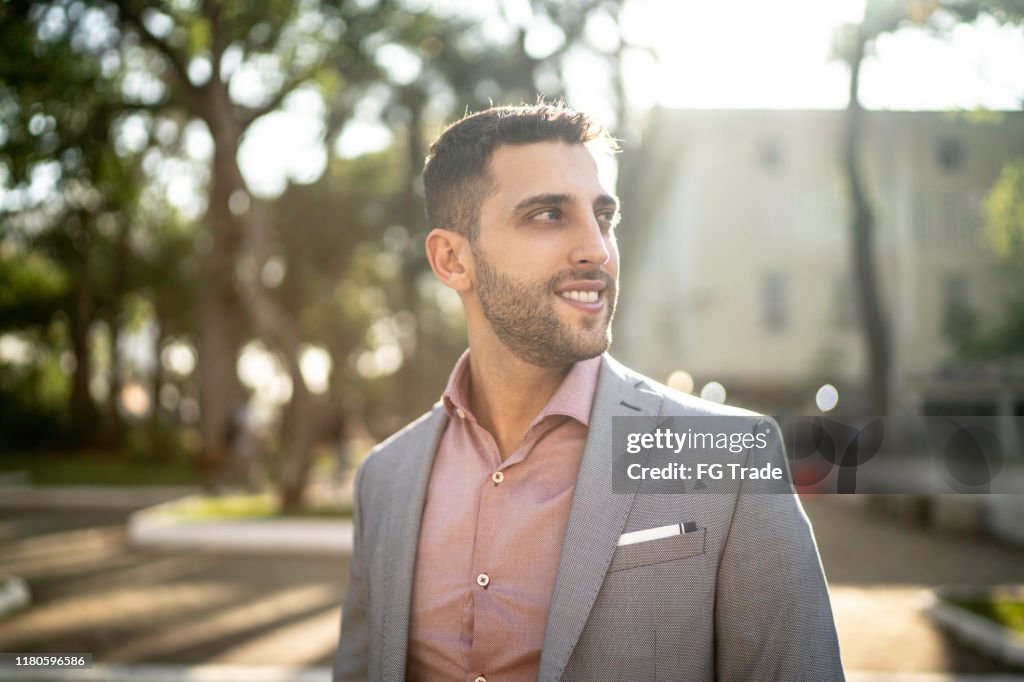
[570,215,611,267]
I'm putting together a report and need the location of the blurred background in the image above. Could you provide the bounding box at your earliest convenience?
[1,0,1023,679]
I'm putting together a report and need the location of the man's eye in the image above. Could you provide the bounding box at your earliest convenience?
[534,208,562,221]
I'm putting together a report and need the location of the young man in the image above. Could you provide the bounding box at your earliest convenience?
[333,103,844,681]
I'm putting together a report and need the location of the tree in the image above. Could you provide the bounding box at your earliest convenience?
[2,0,639,508]
[931,2,1024,361]
[985,159,1024,266]
[831,0,926,415]
[74,0,455,500]
[0,1,151,446]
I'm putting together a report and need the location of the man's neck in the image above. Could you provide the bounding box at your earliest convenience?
[465,337,573,462]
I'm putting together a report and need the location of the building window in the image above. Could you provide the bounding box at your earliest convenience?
[912,187,979,250]
[936,137,965,174]
[762,272,788,332]
[757,136,783,171]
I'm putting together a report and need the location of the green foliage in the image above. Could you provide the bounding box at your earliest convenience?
[0,447,200,484]
[958,297,1024,359]
[0,251,69,329]
[944,160,1024,362]
[0,0,630,498]
[950,596,1024,635]
[984,158,1024,267]
[0,323,73,449]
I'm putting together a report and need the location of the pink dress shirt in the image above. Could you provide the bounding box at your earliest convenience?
[406,350,601,682]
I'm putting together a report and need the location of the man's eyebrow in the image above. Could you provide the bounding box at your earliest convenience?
[512,193,620,212]
[513,193,572,212]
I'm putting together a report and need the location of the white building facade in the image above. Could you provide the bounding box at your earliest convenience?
[616,109,1024,418]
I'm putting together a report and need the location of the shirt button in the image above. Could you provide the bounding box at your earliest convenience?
[456,408,466,419]
[476,573,489,588]
[491,471,503,484]
[475,677,487,682]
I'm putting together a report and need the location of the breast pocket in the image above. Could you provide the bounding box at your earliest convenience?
[608,528,706,573]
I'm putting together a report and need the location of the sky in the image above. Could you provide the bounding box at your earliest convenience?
[613,0,1024,111]
[231,0,1024,200]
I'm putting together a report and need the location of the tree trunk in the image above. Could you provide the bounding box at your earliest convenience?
[277,351,320,512]
[196,112,247,480]
[69,224,97,446]
[149,310,165,456]
[843,31,891,415]
[103,219,129,447]
[233,198,321,512]
[202,67,318,508]
[393,87,426,417]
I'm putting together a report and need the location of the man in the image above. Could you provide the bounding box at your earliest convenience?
[334,103,844,681]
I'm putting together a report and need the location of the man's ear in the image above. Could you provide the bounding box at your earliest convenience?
[426,228,472,293]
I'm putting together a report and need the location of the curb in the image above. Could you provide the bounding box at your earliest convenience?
[0,575,30,620]
[128,498,353,555]
[0,486,200,510]
[925,586,1024,669]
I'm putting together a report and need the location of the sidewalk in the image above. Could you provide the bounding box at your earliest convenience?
[0,506,346,669]
[0,495,1021,675]
[807,496,1024,674]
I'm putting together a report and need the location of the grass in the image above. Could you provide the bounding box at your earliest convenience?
[165,493,352,520]
[0,451,201,486]
[950,597,1024,636]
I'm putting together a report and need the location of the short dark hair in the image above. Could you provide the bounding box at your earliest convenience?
[422,102,618,241]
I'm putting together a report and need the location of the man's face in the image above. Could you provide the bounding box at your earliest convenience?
[469,142,620,368]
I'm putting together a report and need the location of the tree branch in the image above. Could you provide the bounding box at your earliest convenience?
[109,0,198,97]
[238,68,317,130]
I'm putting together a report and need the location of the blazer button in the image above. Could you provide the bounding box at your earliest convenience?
[476,573,489,588]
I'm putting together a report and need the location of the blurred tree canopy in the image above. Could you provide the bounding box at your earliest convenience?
[952,158,1024,361]
[0,0,636,509]
[937,1,1024,362]
[985,158,1024,267]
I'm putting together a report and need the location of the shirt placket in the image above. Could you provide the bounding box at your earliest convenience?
[462,418,542,682]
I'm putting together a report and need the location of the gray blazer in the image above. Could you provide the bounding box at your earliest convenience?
[334,354,845,681]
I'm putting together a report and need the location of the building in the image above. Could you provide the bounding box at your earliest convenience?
[616,108,1024,417]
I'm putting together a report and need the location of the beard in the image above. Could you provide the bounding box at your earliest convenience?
[471,243,618,368]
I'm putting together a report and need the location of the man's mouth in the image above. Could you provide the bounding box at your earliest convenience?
[559,290,600,303]
[554,279,609,312]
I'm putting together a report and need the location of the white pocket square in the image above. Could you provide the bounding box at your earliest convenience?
[617,521,698,546]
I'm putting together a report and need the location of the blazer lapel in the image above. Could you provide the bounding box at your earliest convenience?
[378,405,448,680]
[538,354,663,681]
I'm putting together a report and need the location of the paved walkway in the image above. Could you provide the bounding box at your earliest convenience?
[0,496,1021,675]
[0,507,346,668]
[806,497,1024,674]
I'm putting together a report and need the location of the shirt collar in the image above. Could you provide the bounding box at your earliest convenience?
[442,349,601,428]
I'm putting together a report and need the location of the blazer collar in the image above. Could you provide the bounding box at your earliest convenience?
[378,404,448,678]
[538,353,663,680]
